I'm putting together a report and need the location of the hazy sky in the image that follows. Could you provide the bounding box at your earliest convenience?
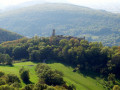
[0,0,120,12]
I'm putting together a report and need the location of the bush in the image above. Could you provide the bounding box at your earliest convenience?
[6,74,20,84]
[19,67,30,83]
[36,64,65,86]
[35,63,51,75]
[113,85,120,90]
[43,69,65,85]
[10,82,21,88]
[33,83,47,90]
[0,85,15,90]
[46,86,56,90]
[22,84,34,90]
[0,79,5,86]
[68,84,76,90]
[0,71,5,77]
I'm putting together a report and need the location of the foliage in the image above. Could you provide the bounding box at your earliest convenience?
[0,53,13,65]
[113,85,120,90]
[0,71,21,90]
[22,84,34,90]
[6,74,21,84]
[0,71,5,77]
[0,35,120,89]
[0,85,15,90]
[36,64,65,85]
[33,83,47,90]
[19,67,30,83]
[10,82,21,88]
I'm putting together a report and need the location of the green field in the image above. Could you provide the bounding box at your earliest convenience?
[0,61,105,90]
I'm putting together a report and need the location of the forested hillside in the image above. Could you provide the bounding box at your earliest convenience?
[0,3,120,46]
[0,36,120,89]
[0,28,23,43]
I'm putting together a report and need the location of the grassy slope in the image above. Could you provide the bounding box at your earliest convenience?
[0,62,105,90]
[0,62,38,87]
[48,63,104,90]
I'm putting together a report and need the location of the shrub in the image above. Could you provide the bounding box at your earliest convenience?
[6,74,20,84]
[68,84,76,90]
[19,67,30,83]
[0,85,15,90]
[46,86,56,90]
[22,84,34,90]
[36,64,65,85]
[35,63,51,75]
[43,69,65,85]
[10,82,21,88]
[0,79,5,86]
[33,83,47,90]
[113,85,120,90]
[0,71,5,77]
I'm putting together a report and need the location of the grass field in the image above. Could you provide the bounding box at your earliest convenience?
[0,62,38,87]
[0,61,105,90]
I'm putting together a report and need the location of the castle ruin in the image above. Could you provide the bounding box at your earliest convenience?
[51,29,85,41]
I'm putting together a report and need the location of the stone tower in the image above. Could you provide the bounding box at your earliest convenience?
[52,29,55,36]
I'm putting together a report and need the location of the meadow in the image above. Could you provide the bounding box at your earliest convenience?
[0,61,105,90]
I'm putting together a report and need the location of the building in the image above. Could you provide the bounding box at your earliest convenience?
[51,29,85,41]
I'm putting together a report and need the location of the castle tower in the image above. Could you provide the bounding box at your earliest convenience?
[52,29,55,37]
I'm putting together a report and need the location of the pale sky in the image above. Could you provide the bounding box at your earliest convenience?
[0,0,31,8]
[0,0,120,12]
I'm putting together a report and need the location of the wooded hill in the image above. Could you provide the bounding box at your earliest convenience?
[0,36,120,89]
[0,28,23,43]
[0,3,120,46]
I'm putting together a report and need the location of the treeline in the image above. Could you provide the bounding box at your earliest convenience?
[0,36,120,89]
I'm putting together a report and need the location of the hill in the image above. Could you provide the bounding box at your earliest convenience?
[0,36,119,89]
[0,61,105,90]
[0,28,23,43]
[0,3,120,46]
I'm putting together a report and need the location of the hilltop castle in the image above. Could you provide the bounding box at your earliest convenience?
[51,29,85,41]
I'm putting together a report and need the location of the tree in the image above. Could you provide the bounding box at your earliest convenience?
[12,46,28,60]
[35,64,65,85]
[80,40,89,48]
[59,39,68,47]
[19,67,30,83]
[0,54,12,65]
[29,50,40,61]
[4,54,13,65]
[41,69,65,85]
[6,74,20,84]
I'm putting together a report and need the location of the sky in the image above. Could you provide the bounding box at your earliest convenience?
[0,0,120,13]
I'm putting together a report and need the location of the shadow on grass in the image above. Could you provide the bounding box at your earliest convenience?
[24,80,34,84]
[31,59,106,80]
[0,64,14,67]
[45,59,105,79]
[79,70,103,79]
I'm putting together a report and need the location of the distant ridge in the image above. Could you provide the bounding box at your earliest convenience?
[0,28,23,43]
[0,3,120,46]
